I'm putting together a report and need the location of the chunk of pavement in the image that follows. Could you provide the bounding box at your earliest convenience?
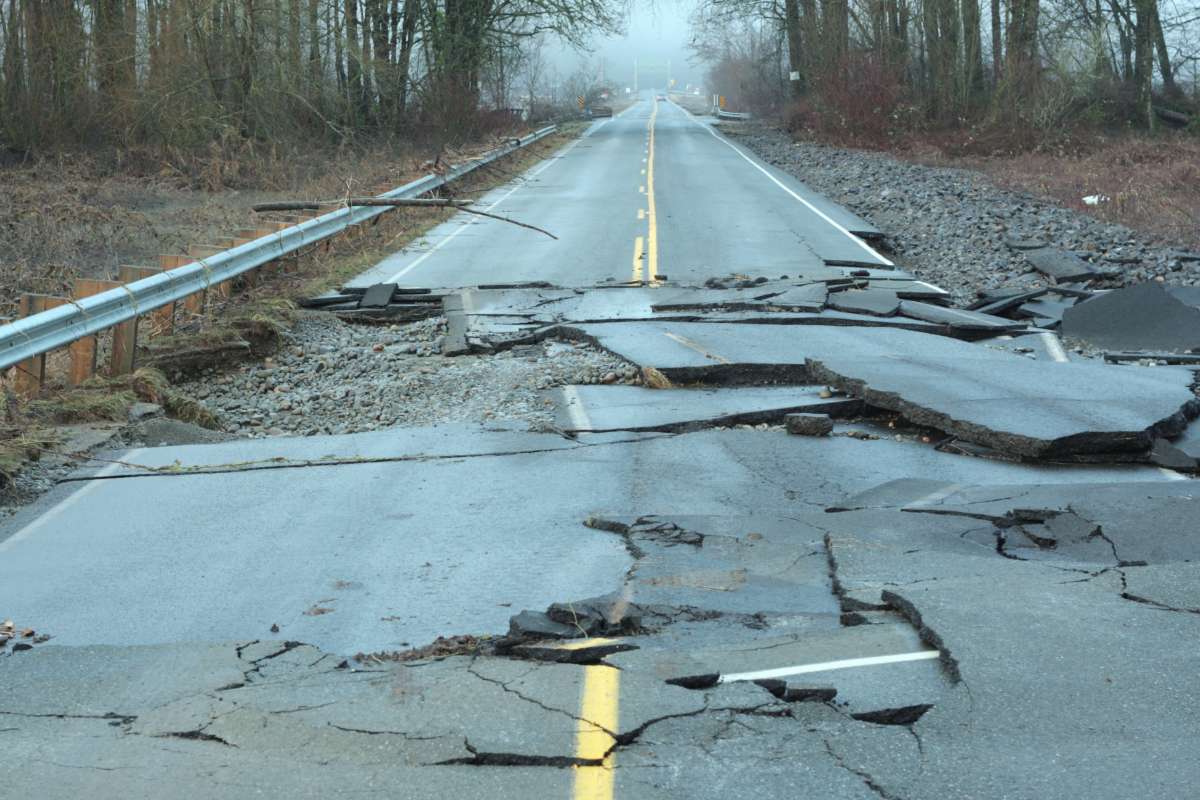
[1015,292,1078,327]
[1024,247,1103,283]
[358,283,397,308]
[1062,282,1200,352]
[971,288,1048,316]
[554,384,859,433]
[570,322,1198,458]
[545,594,646,636]
[826,288,902,317]
[508,610,579,639]
[802,332,1199,459]
[511,638,639,663]
[785,412,834,436]
[896,301,1028,334]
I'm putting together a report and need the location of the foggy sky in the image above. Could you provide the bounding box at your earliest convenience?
[549,2,706,92]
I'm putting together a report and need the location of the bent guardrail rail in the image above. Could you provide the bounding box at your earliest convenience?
[0,126,558,376]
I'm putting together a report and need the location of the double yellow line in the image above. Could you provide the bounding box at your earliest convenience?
[572,662,619,799]
[632,101,659,285]
[578,100,666,800]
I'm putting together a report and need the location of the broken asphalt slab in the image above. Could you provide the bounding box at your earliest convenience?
[566,320,1198,458]
[817,496,1200,799]
[0,426,1174,654]
[0,640,771,795]
[553,384,860,433]
[1063,281,1200,352]
[1024,247,1107,283]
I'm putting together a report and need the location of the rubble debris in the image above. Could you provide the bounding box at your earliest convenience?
[0,620,51,650]
[356,634,487,663]
[785,413,834,436]
[1024,247,1105,283]
[1062,282,1200,352]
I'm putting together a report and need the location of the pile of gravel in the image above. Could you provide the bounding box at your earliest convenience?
[724,123,1199,303]
[178,313,639,437]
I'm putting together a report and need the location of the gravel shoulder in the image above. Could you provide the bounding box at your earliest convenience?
[176,314,639,438]
[721,121,1200,304]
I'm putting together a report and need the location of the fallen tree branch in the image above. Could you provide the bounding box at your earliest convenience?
[252,198,474,213]
[431,204,558,240]
[252,197,557,239]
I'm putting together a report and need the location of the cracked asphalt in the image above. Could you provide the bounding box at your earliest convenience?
[2,95,1198,799]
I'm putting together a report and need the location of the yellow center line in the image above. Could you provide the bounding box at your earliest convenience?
[663,332,730,363]
[632,236,644,282]
[573,665,619,800]
[646,101,659,285]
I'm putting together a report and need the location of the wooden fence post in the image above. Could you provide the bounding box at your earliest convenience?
[13,294,69,395]
[111,266,170,374]
[68,279,122,386]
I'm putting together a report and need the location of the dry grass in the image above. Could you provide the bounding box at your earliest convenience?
[0,135,525,319]
[0,124,582,489]
[924,134,1200,249]
[787,114,1200,250]
[25,388,137,423]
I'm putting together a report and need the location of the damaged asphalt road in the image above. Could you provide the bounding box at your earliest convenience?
[4,96,1200,798]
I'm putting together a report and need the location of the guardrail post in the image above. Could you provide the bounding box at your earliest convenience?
[160,254,205,317]
[13,294,69,395]
[189,244,233,300]
[110,266,167,375]
[68,279,122,386]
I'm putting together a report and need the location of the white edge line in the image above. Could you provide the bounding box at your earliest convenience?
[718,650,940,683]
[670,100,893,267]
[560,385,593,432]
[385,110,632,283]
[1039,331,1070,363]
[0,450,144,554]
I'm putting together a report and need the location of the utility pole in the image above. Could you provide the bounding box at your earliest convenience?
[634,58,638,93]
[667,59,671,90]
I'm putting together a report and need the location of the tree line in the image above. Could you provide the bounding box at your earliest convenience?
[0,0,624,153]
[691,0,1199,138]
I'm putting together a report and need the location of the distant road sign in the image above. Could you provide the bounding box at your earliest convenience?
[577,95,585,109]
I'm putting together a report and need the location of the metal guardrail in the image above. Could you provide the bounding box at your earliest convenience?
[715,109,752,121]
[0,125,558,372]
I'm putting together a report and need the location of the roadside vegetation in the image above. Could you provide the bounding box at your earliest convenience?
[689,0,1200,245]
